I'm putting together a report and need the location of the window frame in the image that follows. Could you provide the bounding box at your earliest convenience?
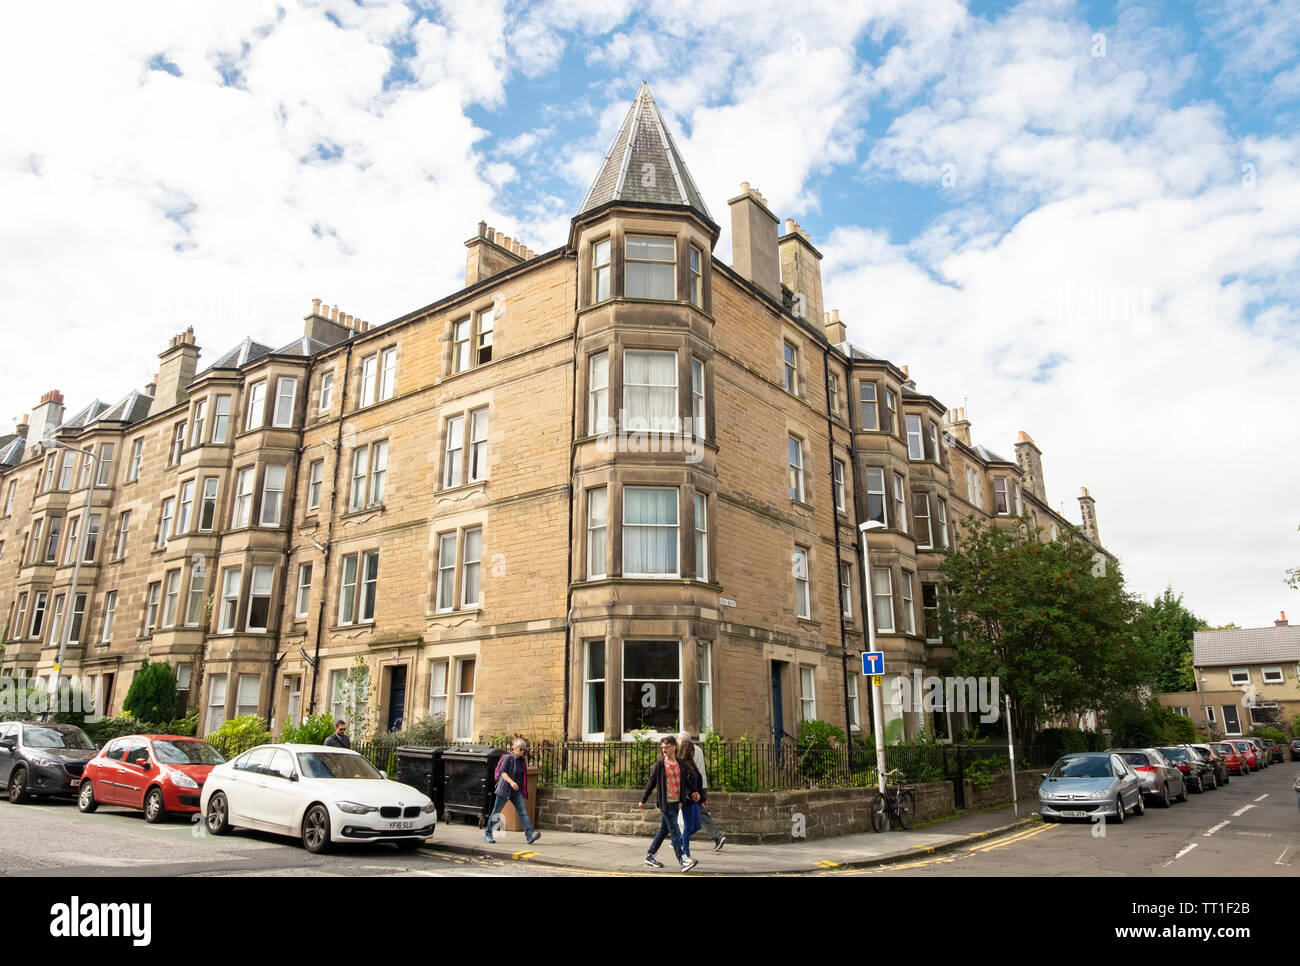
[793,545,811,620]
[624,233,677,301]
[783,341,799,395]
[246,565,275,632]
[694,491,708,583]
[272,376,298,428]
[1228,668,1250,686]
[259,465,287,527]
[833,458,846,512]
[218,567,241,633]
[788,435,805,503]
[244,380,267,432]
[586,486,607,580]
[622,486,680,579]
[593,238,611,304]
[1261,666,1284,684]
[212,395,231,444]
[126,438,144,481]
[800,665,816,722]
[318,371,334,412]
[295,563,313,620]
[872,567,895,633]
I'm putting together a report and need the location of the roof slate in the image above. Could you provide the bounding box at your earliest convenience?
[1193,625,1300,666]
[578,83,712,222]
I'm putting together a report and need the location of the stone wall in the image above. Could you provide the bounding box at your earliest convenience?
[963,768,1043,810]
[537,780,962,843]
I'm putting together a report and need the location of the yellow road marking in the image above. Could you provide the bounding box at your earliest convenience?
[512,850,539,861]
[969,824,1056,853]
[813,859,839,868]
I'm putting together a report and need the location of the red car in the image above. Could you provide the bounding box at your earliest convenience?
[78,734,225,823]
[1211,742,1247,775]
[1228,740,1259,772]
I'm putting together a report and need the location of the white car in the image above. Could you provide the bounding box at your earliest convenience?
[199,744,436,853]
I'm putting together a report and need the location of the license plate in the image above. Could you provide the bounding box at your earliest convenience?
[388,821,414,830]
[1059,810,1087,818]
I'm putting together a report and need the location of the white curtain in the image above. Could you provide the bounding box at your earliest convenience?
[624,350,678,431]
[623,487,678,575]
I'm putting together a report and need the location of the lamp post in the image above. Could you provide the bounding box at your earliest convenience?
[49,440,97,707]
[1193,674,1209,734]
[859,519,887,794]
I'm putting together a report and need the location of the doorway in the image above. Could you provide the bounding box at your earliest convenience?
[771,661,787,752]
[385,665,407,732]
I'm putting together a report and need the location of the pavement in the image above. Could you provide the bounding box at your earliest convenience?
[422,803,1040,875]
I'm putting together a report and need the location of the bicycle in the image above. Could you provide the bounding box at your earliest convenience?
[870,769,916,832]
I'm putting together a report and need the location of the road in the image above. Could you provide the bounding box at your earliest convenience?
[830,759,1299,877]
[3,763,1294,878]
[0,798,582,877]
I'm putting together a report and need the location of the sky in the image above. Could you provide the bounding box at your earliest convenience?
[1,0,1297,627]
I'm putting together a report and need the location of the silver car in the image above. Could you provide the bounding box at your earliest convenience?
[1113,748,1187,807]
[1038,752,1145,823]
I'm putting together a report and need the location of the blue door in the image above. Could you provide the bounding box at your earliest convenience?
[386,666,407,732]
[771,662,785,752]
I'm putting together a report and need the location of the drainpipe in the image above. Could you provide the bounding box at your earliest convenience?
[308,338,355,715]
[562,253,578,759]
[265,364,308,734]
[847,376,875,740]
[821,345,853,750]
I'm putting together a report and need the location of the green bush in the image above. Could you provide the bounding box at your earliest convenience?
[205,715,271,757]
[1249,726,1286,744]
[1037,727,1090,760]
[1084,731,1109,752]
[122,661,179,724]
[965,754,1009,789]
[281,712,335,745]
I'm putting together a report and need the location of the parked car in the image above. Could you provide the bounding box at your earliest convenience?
[1247,738,1270,768]
[79,734,225,823]
[1212,742,1248,775]
[0,722,98,803]
[1114,748,1187,807]
[1261,739,1283,764]
[1290,737,1300,762]
[200,744,436,853]
[1187,744,1229,786]
[1038,752,1144,823]
[1160,746,1215,792]
[1230,739,1261,771]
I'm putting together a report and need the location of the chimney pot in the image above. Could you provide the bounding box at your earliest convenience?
[785,219,796,234]
[901,364,909,376]
[1277,611,1288,627]
[740,181,750,192]
[478,220,487,237]
[831,309,840,324]
[312,298,322,315]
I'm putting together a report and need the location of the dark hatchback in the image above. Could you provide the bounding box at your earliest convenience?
[0,722,98,803]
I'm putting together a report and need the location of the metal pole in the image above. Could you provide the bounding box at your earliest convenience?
[1005,692,1018,818]
[860,522,887,795]
[52,447,97,708]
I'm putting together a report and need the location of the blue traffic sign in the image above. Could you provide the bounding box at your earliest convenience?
[861,651,885,675]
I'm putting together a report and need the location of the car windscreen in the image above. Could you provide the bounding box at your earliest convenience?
[1159,748,1190,762]
[1049,758,1112,778]
[21,726,95,750]
[152,740,225,765]
[295,752,382,780]
[1212,745,1235,754]
[1118,753,1150,766]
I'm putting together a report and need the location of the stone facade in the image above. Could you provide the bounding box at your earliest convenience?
[0,84,1111,747]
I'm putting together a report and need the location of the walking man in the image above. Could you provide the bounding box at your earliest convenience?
[638,735,699,871]
[486,738,540,846]
[323,720,350,749]
[678,731,726,851]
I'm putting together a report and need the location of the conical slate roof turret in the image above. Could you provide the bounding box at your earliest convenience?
[577,83,712,223]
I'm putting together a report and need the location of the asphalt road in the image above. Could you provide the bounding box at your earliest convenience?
[828,759,1300,877]
[0,797,581,877]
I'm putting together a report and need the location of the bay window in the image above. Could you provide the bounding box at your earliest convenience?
[625,235,675,300]
[623,486,678,577]
[622,640,679,736]
[623,350,677,432]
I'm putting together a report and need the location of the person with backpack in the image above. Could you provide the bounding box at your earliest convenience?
[638,735,699,871]
[485,738,540,845]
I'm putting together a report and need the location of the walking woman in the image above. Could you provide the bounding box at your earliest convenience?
[485,738,540,846]
[677,736,705,863]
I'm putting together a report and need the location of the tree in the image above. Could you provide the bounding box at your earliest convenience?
[1136,588,1202,693]
[332,655,372,743]
[122,660,179,723]
[939,519,1158,745]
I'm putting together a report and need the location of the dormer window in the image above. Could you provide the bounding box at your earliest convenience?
[626,235,675,300]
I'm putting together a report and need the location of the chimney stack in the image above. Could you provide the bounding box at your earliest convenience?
[31,390,66,442]
[901,365,916,389]
[305,298,353,346]
[780,217,824,330]
[1015,431,1047,502]
[15,414,29,439]
[465,220,526,286]
[148,328,201,417]
[822,308,846,343]
[944,407,972,447]
[1276,611,1289,628]
[1077,486,1100,544]
[728,183,781,300]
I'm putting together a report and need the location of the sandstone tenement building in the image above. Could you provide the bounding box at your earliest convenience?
[0,85,1110,745]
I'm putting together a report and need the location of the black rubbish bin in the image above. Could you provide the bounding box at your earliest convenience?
[441,745,507,828]
[395,746,450,818]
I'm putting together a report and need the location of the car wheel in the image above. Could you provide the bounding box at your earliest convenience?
[8,767,29,804]
[78,781,98,813]
[302,804,331,854]
[1176,781,1188,803]
[1159,783,1171,808]
[1109,796,1125,824]
[394,838,424,852]
[205,792,231,836]
[1133,793,1145,816]
[144,787,166,824]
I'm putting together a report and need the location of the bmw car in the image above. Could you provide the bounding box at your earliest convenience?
[200,744,435,853]
[1038,752,1145,823]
